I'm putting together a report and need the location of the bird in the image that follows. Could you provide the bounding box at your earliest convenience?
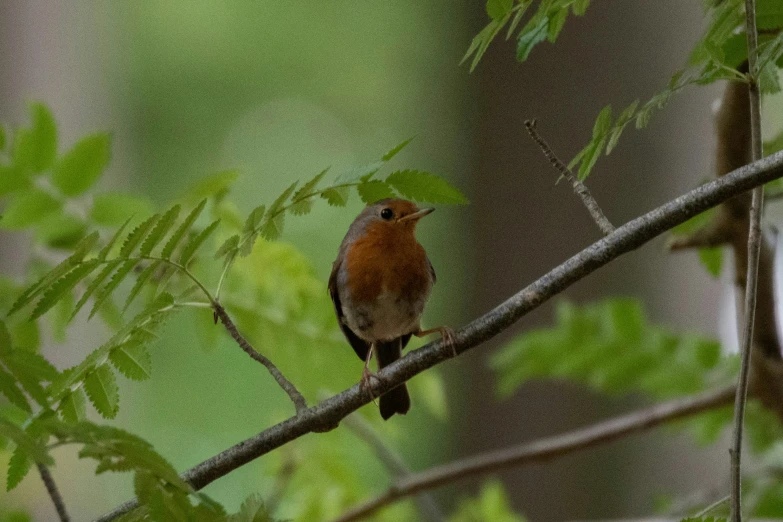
[328,198,454,420]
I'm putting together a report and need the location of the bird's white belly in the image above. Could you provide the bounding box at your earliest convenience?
[344,290,422,342]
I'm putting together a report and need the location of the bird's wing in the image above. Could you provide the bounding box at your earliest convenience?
[328,259,371,361]
[427,255,437,284]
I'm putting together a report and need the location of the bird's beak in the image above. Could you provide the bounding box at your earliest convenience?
[399,207,435,222]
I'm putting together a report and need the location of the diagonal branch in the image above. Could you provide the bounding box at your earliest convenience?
[524,119,615,235]
[213,303,307,414]
[94,150,783,522]
[37,463,71,522]
[332,386,736,522]
[731,2,766,521]
[343,413,444,522]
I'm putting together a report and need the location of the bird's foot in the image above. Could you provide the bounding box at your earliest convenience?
[360,366,381,402]
[415,326,457,357]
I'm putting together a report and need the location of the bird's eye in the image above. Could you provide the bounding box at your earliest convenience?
[380,208,394,220]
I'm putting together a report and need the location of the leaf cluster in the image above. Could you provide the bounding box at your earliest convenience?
[463,0,590,72]
[215,138,467,268]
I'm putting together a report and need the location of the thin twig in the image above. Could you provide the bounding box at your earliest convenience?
[94,151,783,522]
[332,386,736,522]
[731,2,765,521]
[693,495,730,519]
[37,463,71,522]
[524,119,615,235]
[213,303,307,413]
[343,414,445,522]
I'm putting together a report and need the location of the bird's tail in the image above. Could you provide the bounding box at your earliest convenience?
[376,338,410,420]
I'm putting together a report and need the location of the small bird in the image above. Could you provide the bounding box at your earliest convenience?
[329,198,454,420]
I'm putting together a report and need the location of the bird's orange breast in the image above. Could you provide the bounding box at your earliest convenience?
[344,222,431,305]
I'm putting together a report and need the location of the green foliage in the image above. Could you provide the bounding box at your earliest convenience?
[12,103,57,174]
[215,139,467,265]
[669,207,724,278]
[450,481,526,522]
[52,133,111,196]
[227,494,276,522]
[463,0,590,71]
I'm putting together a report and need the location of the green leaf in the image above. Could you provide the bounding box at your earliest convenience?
[260,212,284,240]
[52,133,111,196]
[58,388,87,423]
[381,138,415,162]
[8,231,99,316]
[451,481,525,522]
[757,0,783,30]
[179,220,220,267]
[516,16,549,62]
[268,181,298,217]
[577,105,612,180]
[241,206,266,236]
[462,18,505,72]
[140,205,180,256]
[110,342,152,381]
[12,103,57,174]
[71,260,121,321]
[572,0,590,16]
[215,235,240,260]
[162,200,207,260]
[547,8,568,42]
[31,260,100,319]
[357,180,395,204]
[0,164,31,197]
[89,260,137,319]
[90,193,155,227]
[0,188,61,230]
[289,198,313,216]
[385,170,468,204]
[119,214,161,258]
[0,367,31,413]
[124,260,162,311]
[84,364,119,418]
[228,493,275,522]
[320,186,350,206]
[35,213,86,249]
[486,0,513,20]
[292,168,329,201]
[698,247,723,278]
[606,100,640,154]
[185,170,239,203]
[6,448,32,491]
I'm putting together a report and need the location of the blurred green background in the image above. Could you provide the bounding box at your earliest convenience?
[2,1,782,521]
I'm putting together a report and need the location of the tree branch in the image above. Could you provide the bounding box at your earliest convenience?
[332,386,736,522]
[213,303,307,413]
[524,119,615,235]
[731,2,765,520]
[94,150,783,522]
[343,413,445,522]
[37,463,71,522]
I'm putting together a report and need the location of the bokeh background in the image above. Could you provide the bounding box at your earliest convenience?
[1,2,782,521]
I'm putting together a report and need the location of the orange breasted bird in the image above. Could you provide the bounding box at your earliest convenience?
[329,198,454,420]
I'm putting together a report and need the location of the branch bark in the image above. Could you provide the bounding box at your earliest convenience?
[731,2,765,520]
[524,119,615,235]
[213,303,307,413]
[37,463,71,522]
[332,386,736,522]
[94,150,783,522]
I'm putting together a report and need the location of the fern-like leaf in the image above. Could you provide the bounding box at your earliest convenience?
[357,180,395,204]
[385,170,469,204]
[124,260,162,312]
[109,342,152,381]
[99,217,133,260]
[292,168,329,201]
[8,231,99,316]
[321,186,350,207]
[179,220,220,267]
[140,205,180,256]
[161,199,207,260]
[31,259,100,319]
[260,213,284,240]
[381,137,414,161]
[119,213,160,258]
[89,259,137,320]
[84,364,119,419]
[71,259,121,321]
[6,446,32,491]
[58,388,87,423]
[0,366,31,413]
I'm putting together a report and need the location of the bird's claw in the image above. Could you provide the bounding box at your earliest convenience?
[440,327,457,357]
[360,367,380,402]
